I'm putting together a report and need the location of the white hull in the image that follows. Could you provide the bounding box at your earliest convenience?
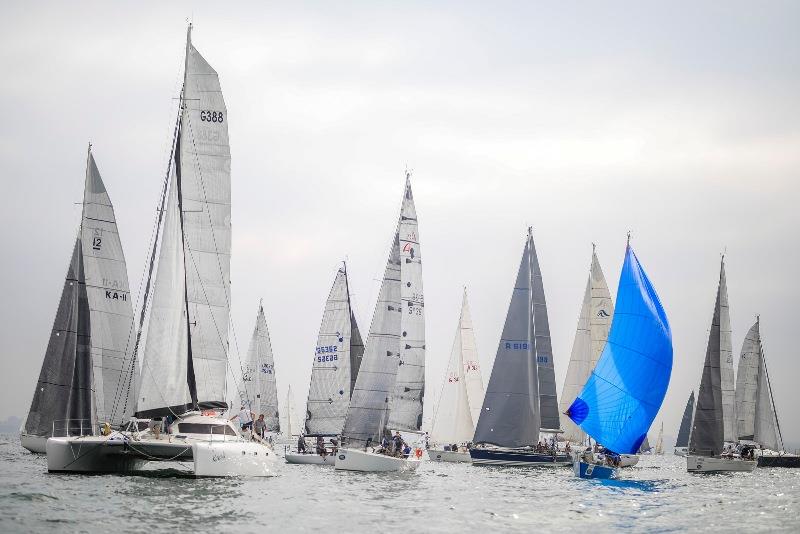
[20,433,48,454]
[285,452,335,465]
[334,448,421,472]
[428,449,471,463]
[619,454,639,467]
[674,447,688,457]
[47,435,277,477]
[686,454,757,473]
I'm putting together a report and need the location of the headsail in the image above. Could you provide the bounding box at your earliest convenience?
[135,26,231,417]
[567,243,673,455]
[304,266,363,435]
[689,259,732,456]
[430,289,484,444]
[473,231,540,447]
[559,247,613,444]
[675,391,695,448]
[243,303,279,431]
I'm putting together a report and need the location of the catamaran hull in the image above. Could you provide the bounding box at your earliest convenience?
[757,455,800,468]
[674,447,688,457]
[334,448,420,472]
[21,434,48,454]
[285,452,335,465]
[574,460,618,479]
[469,448,572,467]
[619,454,639,467]
[46,436,277,477]
[686,455,757,473]
[428,449,471,463]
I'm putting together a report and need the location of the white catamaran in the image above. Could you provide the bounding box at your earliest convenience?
[286,264,364,465]
[335,173,426,472]
[22,147,135,454]
[428,288,485,462]
[470,229,571,467]
[687,258,755,473]
[46,25,276,477]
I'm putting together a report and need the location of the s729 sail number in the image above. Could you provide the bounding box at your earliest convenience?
[200,110,224,123]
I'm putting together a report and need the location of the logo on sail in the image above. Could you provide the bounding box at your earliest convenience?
[597,309,610,318]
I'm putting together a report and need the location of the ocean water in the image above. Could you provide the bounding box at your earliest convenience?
[1,435,798,533]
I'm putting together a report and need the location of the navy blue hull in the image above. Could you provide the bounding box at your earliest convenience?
[469,448,572,466]
[758,455,800,468]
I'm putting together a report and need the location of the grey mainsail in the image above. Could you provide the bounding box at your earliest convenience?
[304,266,363,435]
[473,230,540,447]
[675,391,695,448]
[689,259,730,457]
[136,26,231,417]
[735,321,760,440]
[24,238,92,437]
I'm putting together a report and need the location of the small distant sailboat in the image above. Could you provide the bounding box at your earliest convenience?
[286,264,364,465]
[241,302,280,436]
[428,288,484,462]
[336,173,426,473]
[470,229,571,467]
[735,318,799,468]
[674,392,695,456]
[687,258,756,473]
[22,146,135,454]
[46,25,276,477]
[567,239,673,480]
[654,422,664,455]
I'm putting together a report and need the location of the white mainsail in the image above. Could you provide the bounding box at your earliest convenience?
[304,266,364,435]
[655,421,664,454]
[430,288,484,445]
[136,26,231,417]
[387,175,426,432]
[243,303,279,430]
[717,260,738,443]
[558,246,613,444]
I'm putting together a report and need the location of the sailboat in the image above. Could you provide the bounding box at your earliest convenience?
[654,422,664,455]
[22,146,135,454]
[470,229,571,467]
[428,288,485,462]
[567,239,673,479]
[674,392,695,456]
[335,173,426,472]
[687,258,755,473]
[241,302,280,436]
[286,264,364,465]
[735,318,799,467]
[47,25,276,477]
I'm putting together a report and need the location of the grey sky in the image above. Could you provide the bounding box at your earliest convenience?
[1,1,798,446]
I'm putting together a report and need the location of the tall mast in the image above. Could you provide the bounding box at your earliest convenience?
[759,316,784,451]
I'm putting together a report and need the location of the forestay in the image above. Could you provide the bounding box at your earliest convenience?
[473,232,540,448]
[567,244,673,455]
[304,267,364,435]
[243,303,279,431]
[559,247,613,444]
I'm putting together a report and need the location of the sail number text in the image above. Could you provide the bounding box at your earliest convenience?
[200,110,224,123]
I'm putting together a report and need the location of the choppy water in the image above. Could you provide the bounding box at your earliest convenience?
[1,435,798,533]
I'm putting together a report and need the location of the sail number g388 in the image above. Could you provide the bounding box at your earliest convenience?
[200,110,224,123]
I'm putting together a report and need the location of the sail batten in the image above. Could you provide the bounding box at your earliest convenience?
[567,244,672,455]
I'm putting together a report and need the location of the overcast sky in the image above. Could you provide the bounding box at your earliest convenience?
[1,1,798,446]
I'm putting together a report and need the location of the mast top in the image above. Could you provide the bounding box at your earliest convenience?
[87,142,92,153]
[186,22,193,44]
[626,231,631,247]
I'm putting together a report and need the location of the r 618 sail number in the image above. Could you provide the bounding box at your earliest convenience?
[200,110,224,123]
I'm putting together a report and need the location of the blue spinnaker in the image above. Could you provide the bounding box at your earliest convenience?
[566,245,672,454]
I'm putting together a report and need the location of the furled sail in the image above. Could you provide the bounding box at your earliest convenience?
[736,318,783,452]
[567,243,673,455]
[559,247,613,444]
[135,26,231,417]
[25,148,133,437]
[474,231,540,447]
[81,151,136,426]
[243,303,279,431]
[430,289,484,444]
[304,266,364,435]
[386,176,426,432]
[342,175,424,445]
[25,238,92,437]
[689,259,732,457]
[675,391,695,449]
